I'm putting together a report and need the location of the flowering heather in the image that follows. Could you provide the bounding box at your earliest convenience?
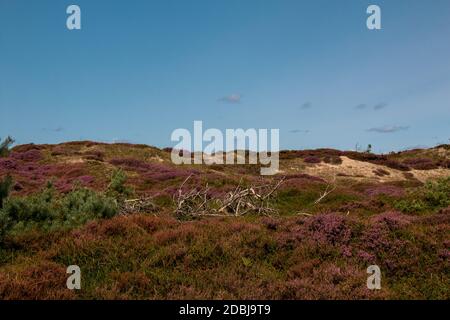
[346,152,411,171]
[365,185,405,197]
[356,250,376,263]
[10,149,43,162]
[0,141,448,299]
[0,210,448,299]
[0,158,17,170]
[361,213,414,270]
[370,211,412,230]
[303,156,322,164]
[0,156,98,194]
[306,213,353,245]
[110,158,197,182]
[402,158,438,170]
[279,149,343,160]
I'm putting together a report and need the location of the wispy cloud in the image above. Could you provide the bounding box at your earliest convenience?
[42,126,64,133]
[355,104,368,110]
[300,102,312,110]
[288,129,310,134]
[355,102,388,110]
[373,102,388,110]
[218,93,241,104]
[367,125,410,133]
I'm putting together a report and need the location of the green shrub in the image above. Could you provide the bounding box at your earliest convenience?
[0,185,119,236]
[423,177,450,208]
[0,175,13,209]
[0,211,11,242]
[0,136,14,157]
[394,199,427,213]
[395,177,450,213]
[107,169,133,199]
[60,187,118,223]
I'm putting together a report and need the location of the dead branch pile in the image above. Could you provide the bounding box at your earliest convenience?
[173,175,284,218]
[173,178,213,218]
[119,198,158,215]
[217,178,284,216]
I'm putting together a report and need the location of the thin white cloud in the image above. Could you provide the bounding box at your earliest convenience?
[218,93,242,104]
[289,129,310,134]
[367,125,410,133]
[41,126,64,133]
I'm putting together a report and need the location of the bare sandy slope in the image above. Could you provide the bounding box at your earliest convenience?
[287,156,450,183]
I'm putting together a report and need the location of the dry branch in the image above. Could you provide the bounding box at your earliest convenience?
[119,197,158,215]
[173,176,285,219]
[314,177,336,204]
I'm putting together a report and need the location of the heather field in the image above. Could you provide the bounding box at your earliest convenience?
[0,141,449,299]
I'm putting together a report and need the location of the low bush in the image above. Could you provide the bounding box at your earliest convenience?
[347,152,411,171]
[303,156,322,164]
[106,169,133,199]
[402,158,438,170]
[423,177,450,208]
[0,175,13,209]
[0,184,119,238]
[395,177,450,213]
[394,199,427,213]
[0,136,14,158]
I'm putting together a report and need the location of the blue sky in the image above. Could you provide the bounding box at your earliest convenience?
[1,0,449,153]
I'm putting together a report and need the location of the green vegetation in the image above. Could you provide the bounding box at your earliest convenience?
[0,136,14,157]
[395,177,450,213]
[0,183,118,239]
[106,169,133,199]
[0,175,13,209]
[0,171,128,243]
[0,141,449,299]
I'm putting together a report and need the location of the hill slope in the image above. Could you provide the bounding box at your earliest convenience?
[0,142,449,299]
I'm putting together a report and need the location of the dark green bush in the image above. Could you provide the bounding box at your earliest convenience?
[60,187,118,223]
[0,136,14,157]
[107,169,133,199]
[0,210,10,242]
[423,177,450,208]
[0,175,13,209]
[394,199,427,213]
[0,185,119,237]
